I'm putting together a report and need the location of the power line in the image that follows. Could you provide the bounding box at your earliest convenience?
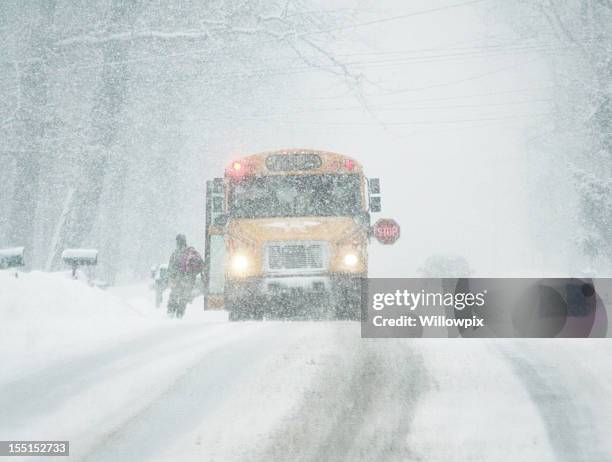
[240,113,551,126]
[297,0,488,36]
[287,85,553,102]
[382,58,544,94]
[0,1,492,75]
[246,99,551,118]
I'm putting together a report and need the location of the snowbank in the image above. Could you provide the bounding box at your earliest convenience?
[0,271,163,382]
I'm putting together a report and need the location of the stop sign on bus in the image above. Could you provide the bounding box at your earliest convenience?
[373,219,400,245]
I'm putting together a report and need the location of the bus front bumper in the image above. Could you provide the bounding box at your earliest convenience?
[224,274,365,319]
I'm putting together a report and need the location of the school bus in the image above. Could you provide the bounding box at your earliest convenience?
[204,149,381,320]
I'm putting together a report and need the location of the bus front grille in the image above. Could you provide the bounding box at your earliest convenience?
[265,242,327,273]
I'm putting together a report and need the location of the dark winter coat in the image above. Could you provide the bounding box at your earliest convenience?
[168,246,204,284]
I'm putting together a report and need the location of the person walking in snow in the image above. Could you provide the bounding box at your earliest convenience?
[167,234,204,318]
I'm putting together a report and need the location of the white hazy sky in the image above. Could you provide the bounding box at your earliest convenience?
[187,0,554,276]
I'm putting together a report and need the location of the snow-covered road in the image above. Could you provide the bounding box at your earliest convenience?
[3,325,612,461]
[2,274,612,461]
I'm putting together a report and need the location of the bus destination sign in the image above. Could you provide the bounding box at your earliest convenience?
[265,153,322,172]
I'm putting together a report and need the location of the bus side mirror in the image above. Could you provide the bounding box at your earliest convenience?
[369,178,380,195]
[207,178,226,226]
[368,178,381,212]
[369,196,381,213]
[212,178,224,194]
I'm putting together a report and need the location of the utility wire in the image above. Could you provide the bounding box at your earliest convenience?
[296,0,488,36]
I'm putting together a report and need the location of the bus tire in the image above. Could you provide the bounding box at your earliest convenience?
[227,297,263,321]
[334,277,364,321]
[228,309,244,321]
[227,298,246,321]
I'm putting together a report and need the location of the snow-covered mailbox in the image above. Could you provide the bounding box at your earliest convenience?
[62,248,98,280]
[0,247,25,270]
[150,263,169,308]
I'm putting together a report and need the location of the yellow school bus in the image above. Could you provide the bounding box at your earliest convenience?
[204,148,381,320]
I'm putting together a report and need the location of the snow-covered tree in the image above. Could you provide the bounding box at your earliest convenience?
[0,1,359,281]
[493,0,611,271]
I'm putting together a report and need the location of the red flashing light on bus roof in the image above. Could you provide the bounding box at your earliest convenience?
[227,160,253,179]
[345,159,355,170]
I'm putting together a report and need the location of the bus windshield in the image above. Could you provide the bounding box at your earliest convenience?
[230,174,361,218]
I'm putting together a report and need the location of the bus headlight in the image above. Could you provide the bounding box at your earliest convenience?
[231,254,249,273]
[343,253,359,267]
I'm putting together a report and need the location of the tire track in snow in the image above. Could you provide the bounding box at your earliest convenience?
[81,323,303,462]
[257,331,430,462]
[0,323,249,430]
[500,343,610,462]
